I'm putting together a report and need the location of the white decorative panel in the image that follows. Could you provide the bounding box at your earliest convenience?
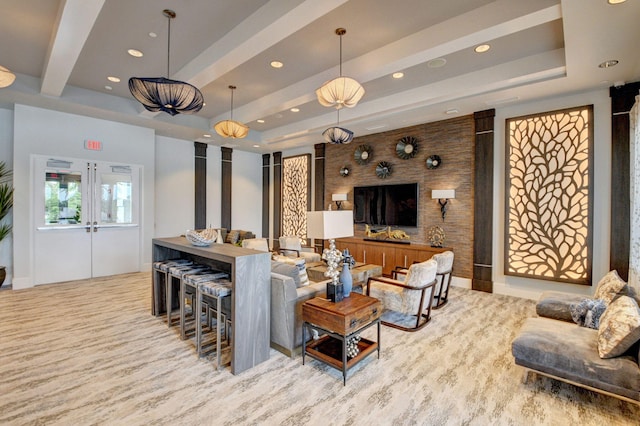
[630,97,640,291]
[505,105,593,285]
[282,155,311,239]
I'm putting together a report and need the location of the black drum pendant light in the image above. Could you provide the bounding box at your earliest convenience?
[323,108,354,144]
[129,9,204,116]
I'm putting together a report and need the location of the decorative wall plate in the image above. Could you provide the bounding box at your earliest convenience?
[426,155,442,169]
[427,225,446,247]
[340,165,350,177]
[396,136,418,159]
[354,144,373,165]
[375,161,393,179]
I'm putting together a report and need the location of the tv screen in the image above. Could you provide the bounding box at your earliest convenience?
[353,183,418,227]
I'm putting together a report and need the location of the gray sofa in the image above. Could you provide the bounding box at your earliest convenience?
[270,267,330,357]
[512,291,640,404]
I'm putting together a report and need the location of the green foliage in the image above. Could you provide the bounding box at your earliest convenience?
[0,162,13,243]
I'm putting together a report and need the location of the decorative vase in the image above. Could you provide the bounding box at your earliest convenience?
[216,229,224,244]
[340,261,353,297]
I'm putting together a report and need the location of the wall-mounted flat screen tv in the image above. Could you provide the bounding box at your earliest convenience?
[353,183,418,227]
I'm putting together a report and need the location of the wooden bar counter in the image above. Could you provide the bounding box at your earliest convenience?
[152,236,271,375]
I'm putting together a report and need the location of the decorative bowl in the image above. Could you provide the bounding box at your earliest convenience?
[185,228,217,246]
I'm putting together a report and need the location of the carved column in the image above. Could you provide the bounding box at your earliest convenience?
[194,142,207,229]
[221,147,232,230]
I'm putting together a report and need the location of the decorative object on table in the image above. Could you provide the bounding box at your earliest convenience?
[427,225,446,247]
[215,229,224,244]
[426,155,442,169]
[185,228,217,246]
[432,189,455,221]
[340,248,356,297]
[396,136,419,159]
[332,193,347,210]
[306,210,354,302]
[315,28,365,109]
[129,9,204,116]
[346,334,361,358]
[354,144,373,165]
[214,85,249,138]
[339,165,350,177]
[375,161,393,179]
[0,161,13,288]
[364,224,410,242]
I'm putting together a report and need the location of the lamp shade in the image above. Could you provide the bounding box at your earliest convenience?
[323,126,354,144]
[306,210,354,240]
[332,193,347,202]
[129,77,204,116]
[214,119,249,138]
[432,189,455,199]
[0,65,16,88]
[316,76,365,109]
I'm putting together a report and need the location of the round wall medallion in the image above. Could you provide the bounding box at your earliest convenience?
[340,165,350,177]
[426,155,442,169]
[375,161,393,179]
[427,225,446,247]
[396,136,418,159]
[354,144,373,165]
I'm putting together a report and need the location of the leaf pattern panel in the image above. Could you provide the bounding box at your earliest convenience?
[282,155,310,239]
[506,106,593,285]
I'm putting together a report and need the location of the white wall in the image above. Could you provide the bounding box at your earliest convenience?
[0,108,13,284]
[206,146,222,229]
[231,149,263,236]
[493,88,611,300]
[12,105,155,288]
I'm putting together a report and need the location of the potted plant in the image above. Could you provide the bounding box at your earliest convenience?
[0,161,13,288]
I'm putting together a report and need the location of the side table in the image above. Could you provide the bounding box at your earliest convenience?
[302,292,382,384]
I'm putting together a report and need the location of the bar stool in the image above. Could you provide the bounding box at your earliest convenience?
[196,277,232,369]
[152,259,192,316]
[166,263,211,327]
[180,270,228,340]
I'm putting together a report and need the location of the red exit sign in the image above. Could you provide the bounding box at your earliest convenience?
[85,139,102,151]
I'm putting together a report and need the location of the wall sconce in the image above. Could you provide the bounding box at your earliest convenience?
[432,189,455,221]
[332,193,348,210]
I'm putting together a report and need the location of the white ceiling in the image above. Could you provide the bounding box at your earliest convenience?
[0,0,638,153]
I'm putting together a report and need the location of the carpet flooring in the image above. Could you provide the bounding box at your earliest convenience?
[0,272,638,425]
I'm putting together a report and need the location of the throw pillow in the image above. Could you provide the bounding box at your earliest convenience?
[271,260,301,287]
[597,295,640,358]
[272,254,309,286]
[225,230,240,244]
[593,270,627,305]
[569,298,607,329]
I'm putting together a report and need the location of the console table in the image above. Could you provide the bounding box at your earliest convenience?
[152,237,271,375]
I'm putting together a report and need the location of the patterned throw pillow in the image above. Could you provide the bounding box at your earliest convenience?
[597,295,640,358]
[593,270,627,305]
[225,230,240,244]
[272,254,309,286]
[569,298,607,329]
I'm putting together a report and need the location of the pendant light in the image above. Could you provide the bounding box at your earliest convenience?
[316,28,365,109]
[323,108,354,144]
[214,85,249,138]
[0,66,16,88]
[129,9,204,116]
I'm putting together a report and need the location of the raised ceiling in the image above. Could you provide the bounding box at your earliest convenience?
[0,0,638,153]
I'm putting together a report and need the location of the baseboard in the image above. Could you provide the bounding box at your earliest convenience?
[451,276,471,289]
[11,276,34,290]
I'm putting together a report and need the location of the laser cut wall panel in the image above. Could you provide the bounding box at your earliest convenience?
[505,105,594,285]
[282,154,312,239]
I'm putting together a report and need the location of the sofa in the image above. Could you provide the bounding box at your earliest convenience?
[512,271,640,404]
[270,260,329,357]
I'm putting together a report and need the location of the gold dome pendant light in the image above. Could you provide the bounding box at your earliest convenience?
[316,28,365,109]
[0,65,16,88]
[128,9,204,115]
[214,85,249,138]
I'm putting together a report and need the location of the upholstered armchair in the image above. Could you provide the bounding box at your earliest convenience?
[431,251,454,309]
[366,259,437,331]
[241,238,270,252]
[278,236,321,263]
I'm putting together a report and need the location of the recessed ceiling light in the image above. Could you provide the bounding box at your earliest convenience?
[203,134,212,138]
[598,59,619,68]
[270,61,284,69]
[474,44,490,53]
[253,144,260,148]
[107,76,120,83]
[128,49,143,58]
[149,32,157,38]
[290,107,300,112]
[427,58,447,68]
[608,0,627,4]
[392,72,404,79]
[257,119,265,123]
[445,108,459,115]
[104,85,113,91]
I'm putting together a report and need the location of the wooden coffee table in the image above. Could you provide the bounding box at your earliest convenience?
[302,292,382,384]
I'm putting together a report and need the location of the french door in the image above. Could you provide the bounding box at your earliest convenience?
[33,156,141,285]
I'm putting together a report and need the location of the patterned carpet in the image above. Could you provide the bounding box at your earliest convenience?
[0,273,637,425]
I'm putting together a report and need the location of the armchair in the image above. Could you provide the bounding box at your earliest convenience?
[241,238,270,252]
[366,259,437,331]
[392,250,454,309]
[278,236,321,263]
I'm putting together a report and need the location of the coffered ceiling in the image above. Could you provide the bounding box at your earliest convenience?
[0,0,638,153]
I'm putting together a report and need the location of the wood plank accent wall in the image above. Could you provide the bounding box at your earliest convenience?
[221,147,232,230]
[273,152,283,242]
[262,154,270,239]
[609,82,639,281]
[473,109,495,292]
[324,115,475,279]
[194,142,207,229]
[314,143,326,253]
